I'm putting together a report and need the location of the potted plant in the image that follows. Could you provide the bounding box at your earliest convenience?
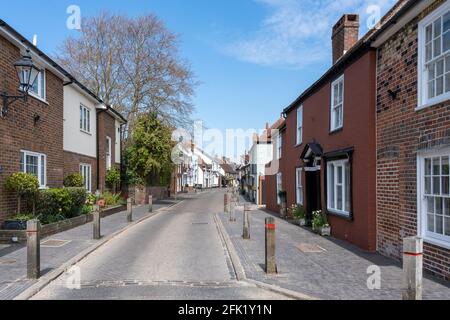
[292,204,306,226]
[312,210,331,236]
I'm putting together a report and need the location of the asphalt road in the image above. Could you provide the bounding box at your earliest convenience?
[32,190,288,300]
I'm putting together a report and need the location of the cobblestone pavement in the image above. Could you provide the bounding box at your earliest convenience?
[0,198,181,300]
[218,196,450,300]
[32,190,288,300]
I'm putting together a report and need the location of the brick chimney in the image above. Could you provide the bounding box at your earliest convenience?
[332,14,359,64]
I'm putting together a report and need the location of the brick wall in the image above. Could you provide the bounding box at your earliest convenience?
[0,34,64,223]
[97,111,117,192]
[63,151,97,191]
[376,8,450,280]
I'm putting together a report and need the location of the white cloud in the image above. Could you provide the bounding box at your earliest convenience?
[224,0,397,69]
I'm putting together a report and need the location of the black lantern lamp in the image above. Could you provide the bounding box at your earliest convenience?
[1,49,40,118]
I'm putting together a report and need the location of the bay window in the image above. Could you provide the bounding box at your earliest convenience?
[20,150,46,188]
[327,159,351,216]
[418,1,450,108]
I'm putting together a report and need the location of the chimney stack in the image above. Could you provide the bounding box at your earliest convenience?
[332,14,359,64]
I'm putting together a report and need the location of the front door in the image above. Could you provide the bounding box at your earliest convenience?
[305,169,321,225]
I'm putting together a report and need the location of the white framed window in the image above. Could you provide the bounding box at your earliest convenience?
[418,149,450,248]
[20,150,46,188]
[330,75,344,132]
[276,172,282,205]
[296,105,303,145]
[276,133,282,159]
[79,163,92,192]
[29,69,46,101]
[106,136,112,170]
[296,167,303,205]
[79,104,91,133]
[327,159,351,216]
[418,1,450,109]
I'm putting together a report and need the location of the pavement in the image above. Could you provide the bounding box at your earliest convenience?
[30,190,288,300]
[0,197,181,300]
[218,195,450,300]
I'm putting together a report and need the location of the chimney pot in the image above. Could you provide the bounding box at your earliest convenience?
[332,14,359,64]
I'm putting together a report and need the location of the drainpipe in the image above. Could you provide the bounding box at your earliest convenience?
[96,109,106,192]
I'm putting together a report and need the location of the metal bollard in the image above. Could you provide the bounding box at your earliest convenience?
[265,217,277,274]
[93,205,101,240]
[127,198,133,222]
[148,195,153,212]
[27,219,40,279]
[402,237,423,300]
[243,204,250,239]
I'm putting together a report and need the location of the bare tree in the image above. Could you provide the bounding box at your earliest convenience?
[57,12,196,130]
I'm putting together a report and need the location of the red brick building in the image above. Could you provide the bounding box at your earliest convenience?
[0,20,126,223]
[373,0,450,280]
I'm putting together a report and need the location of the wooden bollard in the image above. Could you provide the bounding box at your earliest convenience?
[402,237,423,300]
[224,193,229,213]
[229,199,236,222]
[243,204,250,239]
[127,198,133,222]
[27,219,40,279]
[93,205,101,240]
[265,217,277,274]
[148,195,153,212]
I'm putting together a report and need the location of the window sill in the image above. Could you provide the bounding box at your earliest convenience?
[294,143,303,148]
[416,95,450,111]
[422,235,450,250]
[80,129,93,136]
[326,209,353,221]
[28,92,48,105]
[329,127,343,135]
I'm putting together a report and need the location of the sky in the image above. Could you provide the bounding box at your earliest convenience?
[1,0,396,158]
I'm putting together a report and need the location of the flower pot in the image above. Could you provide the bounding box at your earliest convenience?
[319,226,331,236]
[3,220,27,230]
[297,218,306,226]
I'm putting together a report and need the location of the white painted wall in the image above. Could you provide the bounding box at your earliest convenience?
[63,85,97,158]
[115,120,121,163]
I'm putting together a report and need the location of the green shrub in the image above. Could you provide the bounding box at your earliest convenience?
[37,188,73,218]
[312,210,329,231]
[39,212,66,225]
[291,204,306,219]
[65,188,87,217]
[5,173,39,214]
[106,168,121,192]
[10,213,34,222]
[63,173,84,188]
[103,191,122,206]
[81,204,93,215]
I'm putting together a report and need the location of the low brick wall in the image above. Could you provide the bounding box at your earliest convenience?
[0,204,126,244]
[129,185,168,205]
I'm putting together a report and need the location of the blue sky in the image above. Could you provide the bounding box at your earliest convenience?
[2,0,396,152]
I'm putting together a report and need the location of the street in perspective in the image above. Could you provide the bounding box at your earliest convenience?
[1,0,450,308]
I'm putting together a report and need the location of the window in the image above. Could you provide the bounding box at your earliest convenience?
[297,106,303,145]
[327,159,351,216]
[418,2,450,107]
[20,150,46,188]
[276,172,282,205]
[419,153,450,247]
[79,164,92,192]
[79,105,91,133]
[29,69,46,100]
[277,133,282,159]
[296,168,303,205]
[106,136,112,170]
[330,75,344,131]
